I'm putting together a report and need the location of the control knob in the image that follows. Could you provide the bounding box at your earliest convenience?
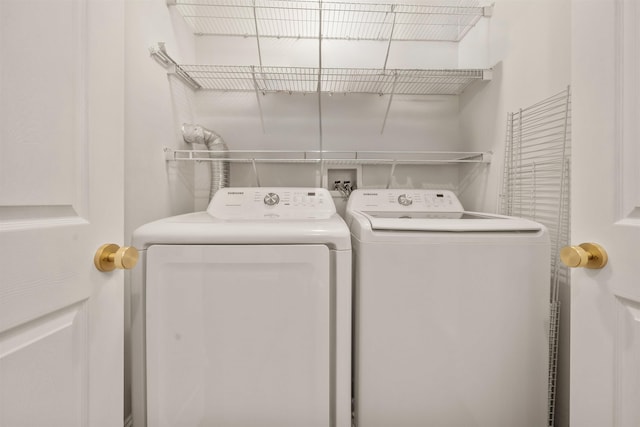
[398,194,413,206]
[263,192,280,206]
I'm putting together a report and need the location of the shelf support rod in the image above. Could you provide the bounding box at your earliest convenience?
[251,159,262,187]
[386,161,397,189]
[383,5,397,71]
[317,0,324,157]
[251,66,266,133]
[380,71,398,134]
[252,0,263,68]
[319,159,325,188]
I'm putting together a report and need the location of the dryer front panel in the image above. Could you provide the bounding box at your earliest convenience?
[145,244,331,427]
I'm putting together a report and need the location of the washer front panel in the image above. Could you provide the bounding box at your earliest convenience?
[146,244,331,427]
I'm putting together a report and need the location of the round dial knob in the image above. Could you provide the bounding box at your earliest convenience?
[263,192,280,206]
[398,194,413,206]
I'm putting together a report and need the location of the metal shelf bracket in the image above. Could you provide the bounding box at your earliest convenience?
[149,42,201,90]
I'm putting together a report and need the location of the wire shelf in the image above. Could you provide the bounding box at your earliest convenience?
[499,86,571,427]
[171,0,490,42]
[164,148,491,164]
[179,65,490,94]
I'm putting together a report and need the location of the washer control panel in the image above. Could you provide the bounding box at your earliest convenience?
[347,189,464,213]
[208,187,336,219]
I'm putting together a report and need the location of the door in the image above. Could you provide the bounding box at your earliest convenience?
[0,0,124,426]
[571,0,640,426]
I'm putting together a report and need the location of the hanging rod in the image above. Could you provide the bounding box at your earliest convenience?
[164,148,492,165]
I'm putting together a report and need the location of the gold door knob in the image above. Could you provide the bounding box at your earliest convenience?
[560,242,608,269]
[94,243,139,272]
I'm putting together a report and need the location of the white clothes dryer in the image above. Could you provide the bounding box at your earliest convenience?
[131,188,351,427]
[345,189,550,427]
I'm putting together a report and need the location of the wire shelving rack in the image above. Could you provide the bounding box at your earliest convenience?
[500,86,572,427]
[156,0,494,156]
[170,0,492,42]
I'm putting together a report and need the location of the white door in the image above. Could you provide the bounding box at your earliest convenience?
[0,0,124,426]
[571,0,640,426]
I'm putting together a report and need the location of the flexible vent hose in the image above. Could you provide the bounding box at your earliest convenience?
[181,124,230,201]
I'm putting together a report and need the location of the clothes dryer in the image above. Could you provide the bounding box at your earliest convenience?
[131,188,351,427]
[346,189,550,427]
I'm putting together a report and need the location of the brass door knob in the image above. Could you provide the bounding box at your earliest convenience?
[560,242,608,269]
[94,243,139,272]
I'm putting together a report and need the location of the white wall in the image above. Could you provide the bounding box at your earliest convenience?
[457,1,571,426]
[125,3,197,238]
[458,0,572,213]
[124,1,197,421]
[190,35,469,208]
[125,0,572,424]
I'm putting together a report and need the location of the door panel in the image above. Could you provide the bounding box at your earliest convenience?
[0,0,90,331]
[571,0,640,426]
[0,0,84,208]
[0,0,124,426]
[616,298,640,425]
[0,303,88,426]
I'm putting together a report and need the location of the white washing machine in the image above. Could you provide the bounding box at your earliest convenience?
[130,188,351,427]
[345,189,550,427]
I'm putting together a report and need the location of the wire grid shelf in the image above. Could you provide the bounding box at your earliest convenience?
[172,0,487,42]
[500,87,571,427]
[179,65,488,94]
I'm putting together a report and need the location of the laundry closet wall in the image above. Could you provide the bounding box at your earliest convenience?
[124,1,197,422]
[458,1,571,426]
[458,0,571,214]
[188,29,468,210]
[124,0,571,425]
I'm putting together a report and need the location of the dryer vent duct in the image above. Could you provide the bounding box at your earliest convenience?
[181,124,230,201]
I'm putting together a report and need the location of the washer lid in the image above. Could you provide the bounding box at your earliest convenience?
[346,189,544,232]
[359,211,544,232]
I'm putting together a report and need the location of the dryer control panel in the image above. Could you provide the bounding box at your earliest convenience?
[207,187,336,219]
[346,189,464,213]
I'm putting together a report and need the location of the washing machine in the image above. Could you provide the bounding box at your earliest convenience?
[346,189,550,427]
[130,188,351,427]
